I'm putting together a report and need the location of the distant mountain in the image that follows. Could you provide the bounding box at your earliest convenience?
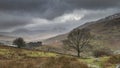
[44,13,120,49]
[0,35,15,41]
[12,28,30,34]
[43,33,68,45]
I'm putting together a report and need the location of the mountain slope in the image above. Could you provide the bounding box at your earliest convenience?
[44,13,120,49]
[79,14,120,49]
[43,33,68,45]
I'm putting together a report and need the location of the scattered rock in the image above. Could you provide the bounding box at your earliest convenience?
[94,58,100,62]
[116,64,120,68]
[88,64,100,68]
[114,50,120,55]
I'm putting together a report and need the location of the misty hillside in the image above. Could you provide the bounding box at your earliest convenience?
[43,33,68,45]
[0,35,15,41]
[44,13,120,49]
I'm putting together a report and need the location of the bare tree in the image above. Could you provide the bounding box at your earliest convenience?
[63,28,92,57]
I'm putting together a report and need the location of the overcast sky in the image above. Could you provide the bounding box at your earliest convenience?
[0,0,120,41]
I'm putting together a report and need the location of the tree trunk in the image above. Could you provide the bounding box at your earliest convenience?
[77,53,80,57]
[77,50,80,57]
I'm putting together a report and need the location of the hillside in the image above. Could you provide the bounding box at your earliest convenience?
[0,45,118,68]
[44,13,120,50]
[78,13,120,49]
[0,45,90,68]
[43,34,68,46]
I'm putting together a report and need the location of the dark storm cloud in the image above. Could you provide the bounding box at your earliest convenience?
[0,12,32,30]
[1,0,120,10]
[0,20,29,30]
[64,0,120,9]
[0,0,120,40]
[0,0,120,19]
[0,0,67,19]
[0,0,45,11]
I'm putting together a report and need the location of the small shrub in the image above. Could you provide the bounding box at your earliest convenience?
[93,48,112,57]
[107,54,120,64]
[13,37,26,48]
[40,56,88,68]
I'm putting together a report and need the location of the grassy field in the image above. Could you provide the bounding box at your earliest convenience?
[0,45,119,68]
[0,45,88,68]
[0,45,59,58]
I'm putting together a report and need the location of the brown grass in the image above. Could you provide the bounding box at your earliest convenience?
[39,56,88,68]
[0,45,88,68]
[103,54,120,68]
[93,48,112,57]
[0,57,88,68]
[107,54,120,64]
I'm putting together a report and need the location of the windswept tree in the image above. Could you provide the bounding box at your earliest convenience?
[13,37,26,48]
[63,28,92,57]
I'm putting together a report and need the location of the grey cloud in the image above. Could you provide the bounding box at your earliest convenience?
[10,21,76,38]
[81,9,120,21]
[1,0,120,10]
[0,0,66,19]
[0,12,32,31]
[64,0,120,9]
[0,0,120,19]
[0,0,120,40]
[0,0,45,11]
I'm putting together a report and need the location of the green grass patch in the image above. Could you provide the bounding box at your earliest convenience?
[0,46,59,59]
[25,51,58,57]
[79,56,110,68]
